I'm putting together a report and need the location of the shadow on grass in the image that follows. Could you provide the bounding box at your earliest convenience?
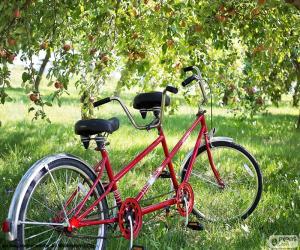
[0,112,299,248]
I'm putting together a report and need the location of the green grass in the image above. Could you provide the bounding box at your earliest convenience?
[0,74,299,249]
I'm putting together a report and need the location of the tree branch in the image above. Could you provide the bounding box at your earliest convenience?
[34,48,51,92]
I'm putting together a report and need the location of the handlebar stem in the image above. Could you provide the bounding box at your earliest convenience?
[193,66,208,104]
[110,97,160,130]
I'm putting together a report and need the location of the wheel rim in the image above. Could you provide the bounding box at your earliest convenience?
[189,145,259,222]
[19,165,106,249]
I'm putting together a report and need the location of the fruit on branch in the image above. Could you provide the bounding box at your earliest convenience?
[128,50,145,61]
[227,7,236,17]
[179,20,186,27]
[54,81,63,89]
[172,61,182,70]
[251,7,260,16]
[29,93,40,102]
[245,86,256,95]
[8,38,17,46]
[88,34,94,42]
[63,44,71,52]
[229,83,236,91]
[132,32,139,39]
[154,4,161,12]
[89,48,97,56]
[40,42,48,50]
[0,49,7,58]
[167,39,175,48]
[253,45,265,54]
[194,24,203,33]
[258,0,266,5]
[7,53,16,63]
[255,96,264,106]
[216,14,227,22]
[100,53,109,63]
[219,4,226,13]
[13,8,21,18]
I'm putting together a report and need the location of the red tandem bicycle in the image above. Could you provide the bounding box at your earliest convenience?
[2,66,262,249]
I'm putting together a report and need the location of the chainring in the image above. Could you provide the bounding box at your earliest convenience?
[118,198,143,240]
[176,182,194,217]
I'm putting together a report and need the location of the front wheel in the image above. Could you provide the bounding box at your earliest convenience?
[181,140,262,222]
[16,158,108,249]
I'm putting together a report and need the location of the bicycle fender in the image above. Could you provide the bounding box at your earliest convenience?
[5,153,98,241]
[179,136,234,175]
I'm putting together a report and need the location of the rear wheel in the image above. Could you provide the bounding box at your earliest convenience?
[181,140,262,222]
[16,158,108,249]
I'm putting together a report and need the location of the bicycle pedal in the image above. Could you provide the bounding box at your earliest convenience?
[159,170,171,178]
[132,245,145,250]
[165,206,170,217]
[187,221,204,231]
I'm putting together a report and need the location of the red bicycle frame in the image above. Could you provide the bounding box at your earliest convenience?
[66,111,223,229]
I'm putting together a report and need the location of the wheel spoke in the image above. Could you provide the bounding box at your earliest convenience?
[42,230,55,250]
[31,196,57,215]
[191,170,219,187]
[25,227,55,240]
[45,165,69,224]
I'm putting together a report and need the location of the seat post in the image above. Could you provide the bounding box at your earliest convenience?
[95,135,108,151]
[80,134,108,150]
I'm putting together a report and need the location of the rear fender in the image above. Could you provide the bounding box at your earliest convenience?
[5,153,98,241]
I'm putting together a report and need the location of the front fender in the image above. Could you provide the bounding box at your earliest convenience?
[179,136,234,175]
[5,153,95,241]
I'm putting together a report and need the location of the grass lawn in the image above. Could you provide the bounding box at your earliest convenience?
[0,76,299,249]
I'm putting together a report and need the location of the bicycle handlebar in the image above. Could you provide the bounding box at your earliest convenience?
[182,75,197,87]
[93,97,111,108]
[166,85,178,94]
[182,66,208,104]
[183,66,194,72]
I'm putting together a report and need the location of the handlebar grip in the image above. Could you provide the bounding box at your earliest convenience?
[183,66,194,72]
[166,85,178,94]
[93,97,111,108]
[182,75,197,87]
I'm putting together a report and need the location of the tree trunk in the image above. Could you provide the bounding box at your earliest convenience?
[114,80,123,97]
[292,57,300,107]
[297,109,300,129]
[293,81,299,107]
[285,0,300,10]
[80,90,94,120]
[34,48,51,92]
[222,89,230,105]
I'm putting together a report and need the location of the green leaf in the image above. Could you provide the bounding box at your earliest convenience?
[162,43,167,55]
[28,107,35,113]
[22,72,31,83]
[44,102,53,107]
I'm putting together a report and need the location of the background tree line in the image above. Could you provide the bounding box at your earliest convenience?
[0,0,299,127]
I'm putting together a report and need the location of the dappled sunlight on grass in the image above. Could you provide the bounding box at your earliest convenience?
[0,87,299,249]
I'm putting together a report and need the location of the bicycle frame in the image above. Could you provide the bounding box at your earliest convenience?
[67,111,223,229]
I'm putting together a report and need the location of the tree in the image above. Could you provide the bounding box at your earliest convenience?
[0,0,299,126]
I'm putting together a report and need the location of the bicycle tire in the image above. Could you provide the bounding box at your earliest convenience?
[16,158,108,249]
[181,140,262,222]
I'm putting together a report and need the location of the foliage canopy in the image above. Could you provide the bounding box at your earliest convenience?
[0,0,299,120]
